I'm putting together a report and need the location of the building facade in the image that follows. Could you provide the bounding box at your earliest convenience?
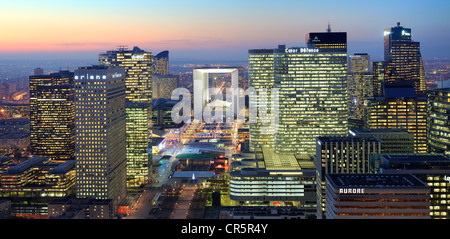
[229,148,316,217]
[325,173,431,219]
[152,74,178,99]
[367,85,427,153]
[274,43,348,156]
[99,46,153,189]
[384,22,425,94]
[427,88,450,155]
[349,128,415,154]
[248,48,276,152]
[315,136,382,218]
[74,66,127,206]
[376,154,450,219]
[29,71,75,162]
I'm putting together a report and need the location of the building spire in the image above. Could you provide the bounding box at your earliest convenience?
[327,22,331,33]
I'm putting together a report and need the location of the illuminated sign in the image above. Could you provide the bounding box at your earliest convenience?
[285,48,319,53]
[401,30,411,36]
[339,188,365,194]
[384,31,390,36]
[75,74,107,80]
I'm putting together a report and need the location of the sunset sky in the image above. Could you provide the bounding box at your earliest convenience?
[0,0,449,62]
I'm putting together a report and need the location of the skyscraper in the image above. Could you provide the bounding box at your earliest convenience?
[154,50,169,76]
[29,71,74,162]
[275,31,348,156]
[427,87,450,155]
[347,53,373,121]
[248,30,348,156]
[384,22,425,94]
[372,61,386,96]
[315,136,382,219]
[152,74,178,99]
[367,84,427,153]
[248,48,276,152]
[99,46,152,189]
[74,66,127,206]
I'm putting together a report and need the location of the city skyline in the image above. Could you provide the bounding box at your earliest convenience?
[0,0,449,62]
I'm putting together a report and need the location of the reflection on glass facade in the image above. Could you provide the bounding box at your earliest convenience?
[29,71,74,162]
[248,49,275,152]
[274,47,348,156]
[428,88,450,155]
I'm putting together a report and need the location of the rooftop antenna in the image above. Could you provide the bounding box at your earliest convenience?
[117,45,128,52]
[327,22,331,33]
[397,22,401,27]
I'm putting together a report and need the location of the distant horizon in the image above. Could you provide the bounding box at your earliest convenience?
[1,1,449,64]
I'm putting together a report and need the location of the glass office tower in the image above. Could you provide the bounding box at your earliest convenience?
[29,71,74,162]
[154,50,169,76]
[368,85,427,153]
[274,42,348,156]
[428,88,450,155]
[248,48,276,152]
[74,66,127,205]
[99,46,152,189]
[384,22,425,94]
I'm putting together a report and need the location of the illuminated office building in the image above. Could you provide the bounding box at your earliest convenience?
[315,136,382,219]
[152,74,178,99]
[99,46,152,103]
[248,30,348,156]
[248,48,276,152]
[229,147,316,217]
[384,22,425,94]
[367,84,427,153]
[99,46,152,189]
[372,61,386,96]
[275,31,348,156]
[0,156,76,219]
[349,128,414,154]
[376,154,450,219]
[29,71,74,162]
[325,173,431,219]
[348,53,373,121]
[154,50,169,75]
[74,66,127,206]
[428,88,450,155]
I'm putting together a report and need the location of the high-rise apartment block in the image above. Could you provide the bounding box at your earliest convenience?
[74,66,127,206]
[29,71,75,162]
